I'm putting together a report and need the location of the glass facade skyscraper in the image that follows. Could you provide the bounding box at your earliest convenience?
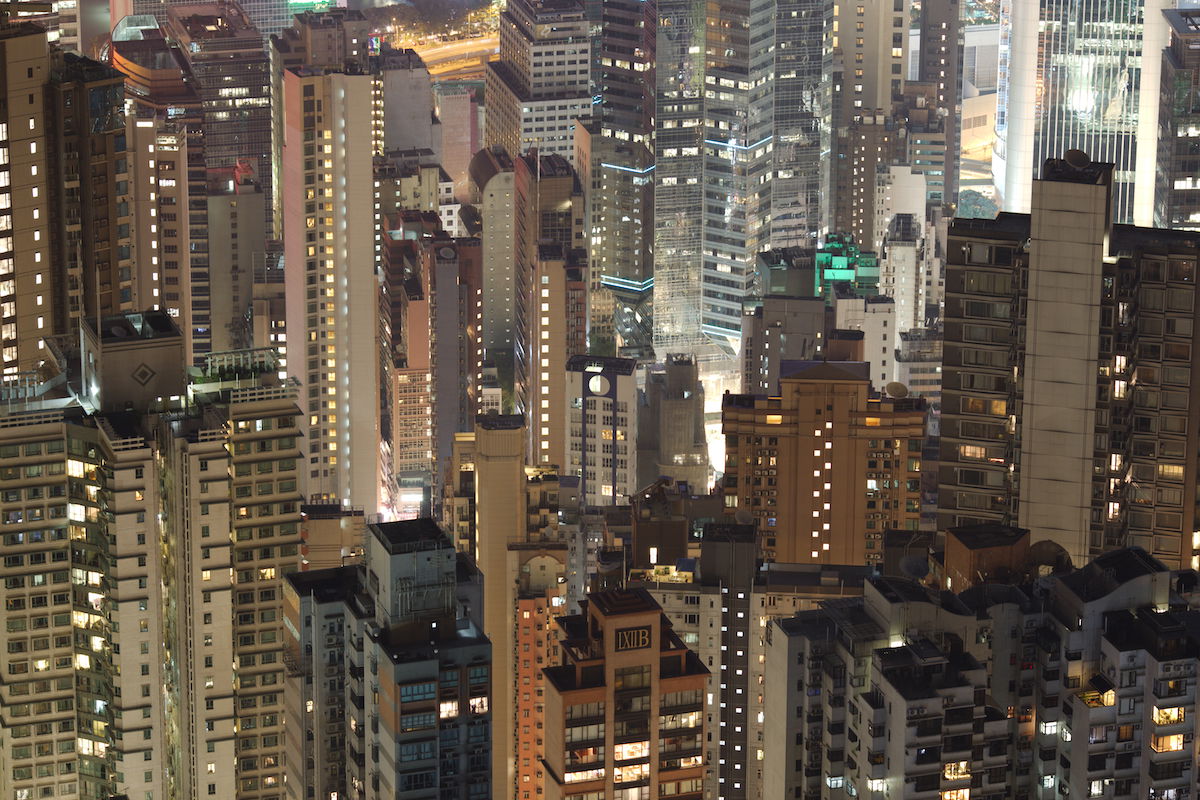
[653,0,803,360]
[993,0,1168,223]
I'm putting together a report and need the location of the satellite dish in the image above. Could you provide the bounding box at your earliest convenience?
[1064,149,1090,170]
[438,246,456,259]
[733,509,752,526]
[885,382,909,398]
[899,554,929,581]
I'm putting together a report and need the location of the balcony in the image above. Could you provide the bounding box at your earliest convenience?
[1147,759,1189,781]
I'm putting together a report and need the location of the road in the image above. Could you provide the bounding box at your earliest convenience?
[413,36,498,70]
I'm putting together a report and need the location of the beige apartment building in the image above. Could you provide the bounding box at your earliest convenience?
[723,363,925,564]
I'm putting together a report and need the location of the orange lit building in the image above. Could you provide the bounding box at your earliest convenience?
[722,362,926,565]
[515,588,565,799]
[542,589,707,800]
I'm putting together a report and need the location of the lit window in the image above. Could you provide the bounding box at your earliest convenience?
[1152,734,1185,752]
[1153,706,1185,725]
[943,762,969,781]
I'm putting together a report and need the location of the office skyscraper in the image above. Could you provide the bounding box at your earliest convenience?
[1156,8,1200,231]
[993,0,1168,224]
[652,0,776,360]
[577,0,656,353]
[166,1,273,237]
[940,153,1200,569]
[915,0,962,204]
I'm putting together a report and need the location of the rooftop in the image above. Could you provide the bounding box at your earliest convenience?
[948,523,1029,551]
[1165,8,1200,35]
[781,361,872,383]
[287,565,366,607]
[92,311,181,344]
[301,503,364,520]
[168,1,262,40]
[589,587,662,617]
[566,354,637,375]
[1041,153,1113,186]
[700,522,756,544]
[1057,547,1165,603]
[477,413,523,431]
[369,518,450,555]
[1103,608,1199,662]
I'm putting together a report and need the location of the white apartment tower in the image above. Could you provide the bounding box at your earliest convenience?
[275,24,391,513]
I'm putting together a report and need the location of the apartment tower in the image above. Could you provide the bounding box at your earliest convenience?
[939,154,1200,568]
[722,363,925,564]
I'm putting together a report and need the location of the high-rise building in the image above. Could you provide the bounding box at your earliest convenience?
[823,0,912,235]
[0,306,303,800]
[939,154,1200,568]
[0,23,135,376]
[769,0,825,249]
[529,243,588,466]
[722,363,925,563]
[894,325,943,433]
[577,0,656,352]
[469,148,584,413]
[48,52,133,342]
[378,225,485,511]
[283,518,492,800]
[636,355,710,490]
[0,410,122,800]
[163,346,305,800]
[635,525,872,800]
[453,415,573,800]
[1156,8,1200,231]
[207,170,268,352]
[484,0,592,163]
[740,295,827,394]
[166,1,273,239]
[541,588,709,800]
[833,291,897,390]
[470,146,528,363]
[763,575,1000,800]
[992,0,1168,224]
[112,15,213,361]
[652,0,775,360]
[915,0,961,204]
[879,212,943,333]
[566,354,638,506]
[378,47,442,157]
[273,14,392,512]
[764,547,1197,800]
